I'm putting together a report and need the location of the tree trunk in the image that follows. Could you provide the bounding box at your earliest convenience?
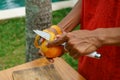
[25,0,52,62]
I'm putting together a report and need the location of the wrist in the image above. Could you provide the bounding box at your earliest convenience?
[93,28,107,46]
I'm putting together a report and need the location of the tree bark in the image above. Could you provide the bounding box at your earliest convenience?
[25,0,52,62]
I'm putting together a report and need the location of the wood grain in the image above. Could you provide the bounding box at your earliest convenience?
[0,57,86,80]
[13,64,63,80]
[0,58,49,80]
[53,58,85,80]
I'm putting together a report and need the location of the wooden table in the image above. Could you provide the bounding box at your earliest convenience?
[0,57,85,80]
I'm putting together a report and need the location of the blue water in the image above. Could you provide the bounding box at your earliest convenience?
[0,0,67,10]
[0,0,25,10]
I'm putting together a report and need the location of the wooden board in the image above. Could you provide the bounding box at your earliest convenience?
[0,57,86,80]
[0,57,49,80]
[13,64,63,80]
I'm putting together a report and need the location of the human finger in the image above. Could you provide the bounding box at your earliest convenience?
[72,52,81,60]
[64,42,72,52]
[76,43,97,56]
[47,33,68,47]
[38,49,45,56]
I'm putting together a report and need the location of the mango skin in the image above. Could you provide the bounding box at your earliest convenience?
[40,30,63,58]
[40,41,63,58]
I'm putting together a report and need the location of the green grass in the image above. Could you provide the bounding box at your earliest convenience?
[0,8,78,71]
[0,17,26,70]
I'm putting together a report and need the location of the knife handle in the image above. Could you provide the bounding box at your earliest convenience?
[86,51,101,59]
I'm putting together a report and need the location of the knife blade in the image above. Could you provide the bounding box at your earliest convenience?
[33,30,50,41]
[33,30,101,59]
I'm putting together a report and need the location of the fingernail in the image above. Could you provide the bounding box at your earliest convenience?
[54,35,60,40]
[54,38,57,41]
[56,35,61,38]
[46,42,49,47]
[47,58,54,63]
[40,38,43,42]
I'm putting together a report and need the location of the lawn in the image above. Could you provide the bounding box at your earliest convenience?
[0,8,78,71]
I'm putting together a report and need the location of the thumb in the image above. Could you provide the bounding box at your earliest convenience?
[47,33,68,47]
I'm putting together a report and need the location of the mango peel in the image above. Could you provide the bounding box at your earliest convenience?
[34,29,63,58]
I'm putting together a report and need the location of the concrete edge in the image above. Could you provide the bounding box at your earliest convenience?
[0,0,77,20]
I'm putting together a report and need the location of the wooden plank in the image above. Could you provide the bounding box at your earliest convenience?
[53,58,85,80]
[0,58,49,80]
[13,64,63,80]
[0,57,86,80]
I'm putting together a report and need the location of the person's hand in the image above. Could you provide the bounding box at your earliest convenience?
[34,25,64,58]
[47,30,103,59]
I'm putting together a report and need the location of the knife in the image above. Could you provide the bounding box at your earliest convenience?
[33,30,50,41]
[33,30,101,59]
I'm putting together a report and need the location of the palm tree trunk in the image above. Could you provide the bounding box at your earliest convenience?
[25,0,52,62]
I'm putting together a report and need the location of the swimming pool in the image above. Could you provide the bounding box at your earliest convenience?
[0,0,67,10]
[0,0,25,10]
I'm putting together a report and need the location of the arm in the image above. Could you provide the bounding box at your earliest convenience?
[95,28,120,46]
[57,0,82,32]
[48,28,120,59]
[47,0,82,35]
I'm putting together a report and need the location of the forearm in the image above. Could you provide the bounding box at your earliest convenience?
[57,0,82,32]
[94,28,120,46]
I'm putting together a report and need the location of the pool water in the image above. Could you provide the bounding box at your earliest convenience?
[0,0,67,10]
[0,0,25,10]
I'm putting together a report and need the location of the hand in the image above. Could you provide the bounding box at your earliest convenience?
[34,25,64,58]
[47,30,102,59]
